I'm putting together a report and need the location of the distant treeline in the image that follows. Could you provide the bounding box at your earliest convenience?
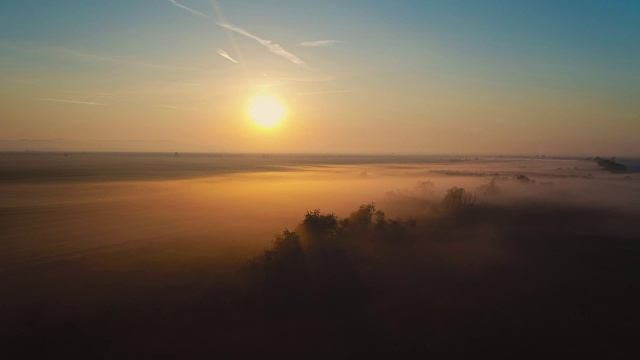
[593,156,627,173]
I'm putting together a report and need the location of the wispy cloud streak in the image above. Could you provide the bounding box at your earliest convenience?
[160,105,198,111]
[273,76,334,82]
[61,91,116,100]
[299,40,345,47]
[168,0,209,18]
[216,48,238,63]
[71,52,205,72]
[217,22,310,70]
[295,89,356,97]
[38,98,107,106]
[7,41,209,73]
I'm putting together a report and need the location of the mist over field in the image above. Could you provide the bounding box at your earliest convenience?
[3,0,640,357]
[1,153,639,358]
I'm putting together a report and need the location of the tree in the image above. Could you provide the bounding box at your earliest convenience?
[347,203,377,230]
[442,187,476,210]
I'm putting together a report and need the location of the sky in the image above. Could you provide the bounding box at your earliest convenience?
[1,0,639,155]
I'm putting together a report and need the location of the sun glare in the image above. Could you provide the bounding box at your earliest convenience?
[248,95,285,128]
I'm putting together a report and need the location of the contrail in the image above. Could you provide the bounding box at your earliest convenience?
[217,22,310,70]
[38,98,107,106]
[167,1,308,70]
[210,0,252,84]
[168,0,209,18]
[299,40,345,47]
[216,48,238,63]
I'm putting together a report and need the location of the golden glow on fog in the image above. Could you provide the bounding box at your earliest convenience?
[247,95,285,128]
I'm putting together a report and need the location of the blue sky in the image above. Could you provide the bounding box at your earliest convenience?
[1,0,639,154]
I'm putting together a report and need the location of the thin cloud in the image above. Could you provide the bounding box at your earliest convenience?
[61,91,116,100]
[217,22,310,70]
[71,52,206,72]
[216,48,238,63]
[299,40,345,47]
[295,89,356,97]
[160,105,198,111]
[38,98,107,106]
[84,93,116,100]
[8,42,209,73]
[168,0,209,18]
[273,76,334,82]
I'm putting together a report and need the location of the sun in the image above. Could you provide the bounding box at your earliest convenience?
[247,95,285,128]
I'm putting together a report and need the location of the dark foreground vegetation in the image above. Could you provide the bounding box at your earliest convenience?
[3,185,639,359]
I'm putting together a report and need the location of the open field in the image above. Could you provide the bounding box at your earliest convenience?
[1,153,638,358]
